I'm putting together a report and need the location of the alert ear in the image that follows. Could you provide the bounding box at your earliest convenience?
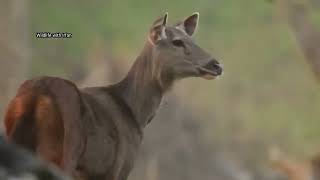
[149,13,168,45]
[177,12,199,36]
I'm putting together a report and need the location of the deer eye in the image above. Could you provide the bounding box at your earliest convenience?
[172,39,185,48]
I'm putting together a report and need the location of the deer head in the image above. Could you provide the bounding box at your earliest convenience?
[147,12,223,88]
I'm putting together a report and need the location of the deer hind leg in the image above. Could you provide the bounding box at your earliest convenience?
[34,95,64,167]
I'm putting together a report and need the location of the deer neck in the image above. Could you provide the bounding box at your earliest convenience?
[114,43,172,128]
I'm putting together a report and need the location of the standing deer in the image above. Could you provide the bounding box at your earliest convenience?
[4,13,223,180]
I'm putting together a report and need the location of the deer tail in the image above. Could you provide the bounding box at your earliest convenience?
[4,93,38,152]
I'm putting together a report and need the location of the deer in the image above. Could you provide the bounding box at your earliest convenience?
[3,13,223,180]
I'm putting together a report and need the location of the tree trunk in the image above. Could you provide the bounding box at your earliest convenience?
[0,0,30,123]
[274,0,320,81]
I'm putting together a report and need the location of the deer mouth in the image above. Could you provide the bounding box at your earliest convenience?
[197,61,223,80]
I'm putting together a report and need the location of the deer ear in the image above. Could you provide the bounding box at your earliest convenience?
[149,13,168,44]
[178,12,199,36]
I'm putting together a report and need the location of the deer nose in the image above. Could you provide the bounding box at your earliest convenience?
[203,59,223,76]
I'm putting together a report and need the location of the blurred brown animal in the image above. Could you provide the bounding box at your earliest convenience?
[4,13,222,180]
[269,148,320,180]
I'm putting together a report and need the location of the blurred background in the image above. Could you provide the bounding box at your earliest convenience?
[1,0,320,179]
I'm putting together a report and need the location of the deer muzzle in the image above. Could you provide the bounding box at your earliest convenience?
[197,59,223,80]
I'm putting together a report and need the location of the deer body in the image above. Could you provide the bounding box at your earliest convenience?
[4,13,222,180]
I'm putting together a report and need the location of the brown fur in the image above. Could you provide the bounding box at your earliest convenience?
[4,80,65,166]
[34,95,64,166]
[269,149,320,180]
